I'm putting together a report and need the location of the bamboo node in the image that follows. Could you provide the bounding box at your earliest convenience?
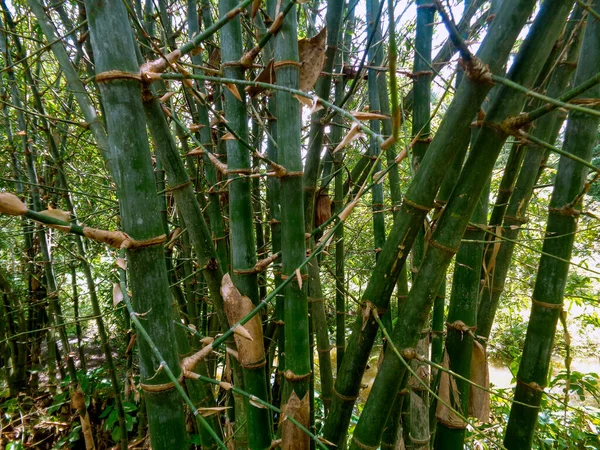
[121,234,167,250]
[548,205,580,218]
[282,369,311,382]
[532,297,563,310]
[401,348,418,360]
[446,320,476,334]
[403,197,432,212]
[241,359,267,370]
[273,60,302,69]
[351,436,379,450]
[516,377,545,394]
[308,297,325,303]
[332,386,359,401]
[165,181,192,192]
[140,373,184,393]
[408,433,431,446]
[428,239,459,256]
[95,70,142,84]
[460,56,494,85]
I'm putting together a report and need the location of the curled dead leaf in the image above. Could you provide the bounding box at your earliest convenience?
[246,60,275,97]
[113,283,124,307]
[333,122,365,153]
[298,27,326,91]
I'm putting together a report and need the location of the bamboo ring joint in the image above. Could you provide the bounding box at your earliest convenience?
[282,369,311,382]
[531,297,563,310]
[140,373,184,393]
[409,433,431,445]
[165,181,192,192]
[273,60,302,69]
[403,197,431,212]
[95,70,142,84]
[351,436,378,450]
[332,386,359,401]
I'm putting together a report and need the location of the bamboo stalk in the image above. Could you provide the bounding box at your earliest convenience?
[322,0,539,446]
[344,1,570,448]
[504,2,600,445]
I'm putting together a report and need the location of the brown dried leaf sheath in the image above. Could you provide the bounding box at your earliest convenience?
[0,192,27,216]
[315,193,332,227]
[436,351,466,429]
[298,27,326,92]
[280,391,310,450]
[333,122,365,153]
[221,274,265,368]
[246,59,275,97]
[468,340,490,422]
[40,208,70,222]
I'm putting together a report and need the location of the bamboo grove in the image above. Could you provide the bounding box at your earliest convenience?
[0,0,599,448]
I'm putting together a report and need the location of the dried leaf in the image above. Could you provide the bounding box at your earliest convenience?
[40,208,70,223]
[224,82,242,101]
[197,406,230,417]
[295,269,303,289]
[189,123,205,132]
[200,336,214,346]
[113,283,123,307]
[159,91,175,103]
[361,302,372,331]
[0,192,27,216]
[298,27,327,91]
[468,340,490,422]
[71,390,85,411]
[436,351,466,428]
[233,324,254,341]
[293,94,312,108]
[208,48,221,68]
[221,274,266,368]
[333,122,365,153]
[246,59,275,97]
[116,257,127,270]
[222,132,237,141]
[373,170,386,185]
[280,391,310,449]
[351,111,390,121]
[251,0,261,18]
[315,193,332,227]
[249,398,267,409]
[219,381,232,390]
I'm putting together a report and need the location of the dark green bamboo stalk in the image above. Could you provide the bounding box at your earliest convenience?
[406,2,435,447]
[477,5,585,341]
[343,1,571,448]
[322,0,538,447]
[83,1,188,447]
[301,0,344,416]
[504,3,600,446]
[218,0,271,446]
[273,2,311,447]
[433,194,488,449]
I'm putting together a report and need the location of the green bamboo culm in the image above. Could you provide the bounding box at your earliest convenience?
[476,5,585,341]
[503,2,600,447]
[218,0,272,446]
[83,0,187,447]
[322,0,538,446]
[273,1,311,448]
[344,0,572,448]
[407,1,435,447]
